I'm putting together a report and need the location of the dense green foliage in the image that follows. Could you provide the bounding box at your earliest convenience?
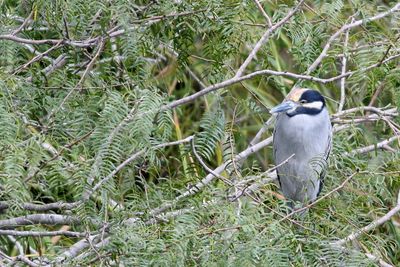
[0,0,399,266]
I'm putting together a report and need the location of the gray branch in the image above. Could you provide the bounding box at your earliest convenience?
[0,214,81,229]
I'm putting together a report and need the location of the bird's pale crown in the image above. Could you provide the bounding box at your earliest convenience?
[286,88,308,102]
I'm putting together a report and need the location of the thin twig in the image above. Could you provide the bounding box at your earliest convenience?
[13,40,63,75]
[0,229,87,237]
[333,190,400,246]
[279,171,360,221]
[368,82,386,107]
[0,34,99,47]
[161,53,400,112]
[11,12,33,35]
[48,38,106,122]
[377,34,400,67]
[332,106,398,118]
[338,18,353,112]
[0,201,79,212]
[0,214,81,229]
[235,0,305,78]
[307,3,400,73]
[148,136,274,216]
[344,135,399,156]
[191,137,233,186]
[229,154,294,201]
[83,136,194,200]
[132,9,208,23]
[253,0,272,26]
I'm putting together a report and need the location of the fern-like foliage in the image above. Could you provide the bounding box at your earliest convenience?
[195,107,225,161]
[0,0,399,266]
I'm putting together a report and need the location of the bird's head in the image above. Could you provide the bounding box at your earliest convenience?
[270,88,326,117]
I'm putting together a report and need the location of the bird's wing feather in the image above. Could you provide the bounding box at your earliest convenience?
[272,115,282,188]
[317,125,332,196]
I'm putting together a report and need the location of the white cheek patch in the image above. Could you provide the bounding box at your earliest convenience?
[303,101,323,110]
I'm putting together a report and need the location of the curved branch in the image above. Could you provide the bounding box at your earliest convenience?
[161,54,400,112]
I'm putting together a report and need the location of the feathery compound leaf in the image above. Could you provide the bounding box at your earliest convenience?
[195,108,225,161]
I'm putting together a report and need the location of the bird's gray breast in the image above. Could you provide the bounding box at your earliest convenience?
[273,109,331,203]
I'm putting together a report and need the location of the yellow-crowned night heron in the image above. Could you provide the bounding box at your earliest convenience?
[271,88,332,208]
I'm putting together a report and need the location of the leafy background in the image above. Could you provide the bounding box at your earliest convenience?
[0,0,399,266]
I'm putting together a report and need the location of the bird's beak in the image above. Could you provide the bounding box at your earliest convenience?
[270,101,297,114]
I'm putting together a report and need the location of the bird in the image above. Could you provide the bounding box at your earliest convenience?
[270,88,332,209]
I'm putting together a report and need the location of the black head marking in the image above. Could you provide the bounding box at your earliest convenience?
[299,89,326,106]
[287,90,325,117]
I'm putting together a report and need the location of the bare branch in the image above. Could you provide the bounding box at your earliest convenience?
[37,53,68,79]
[48,38,106,122]
[56,235,100,263]
[344,135,399,156]
[191,137,233,186]
[0,201,79,212]
[364,253,394,267]
[0,214,81,229]
[15,255,40,267]
[332,106,398,118]
[253,0,272,27]
[0,229,87,237]
[333,190,400,247]
[229,154,294,201]
[307,3,400,73]
[13,40,63,74]
[0,34,99,47]
[279,171,359,221]
[338,18,353,112]
[368,82,386,107]
[83,136,194,200]
[149,136,274,216]
[249,116,275,146]
[11,12,33,35]
[162,53,400,112]
[235,0,305,78]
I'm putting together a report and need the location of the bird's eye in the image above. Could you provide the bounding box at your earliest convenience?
[300,100,307,104]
